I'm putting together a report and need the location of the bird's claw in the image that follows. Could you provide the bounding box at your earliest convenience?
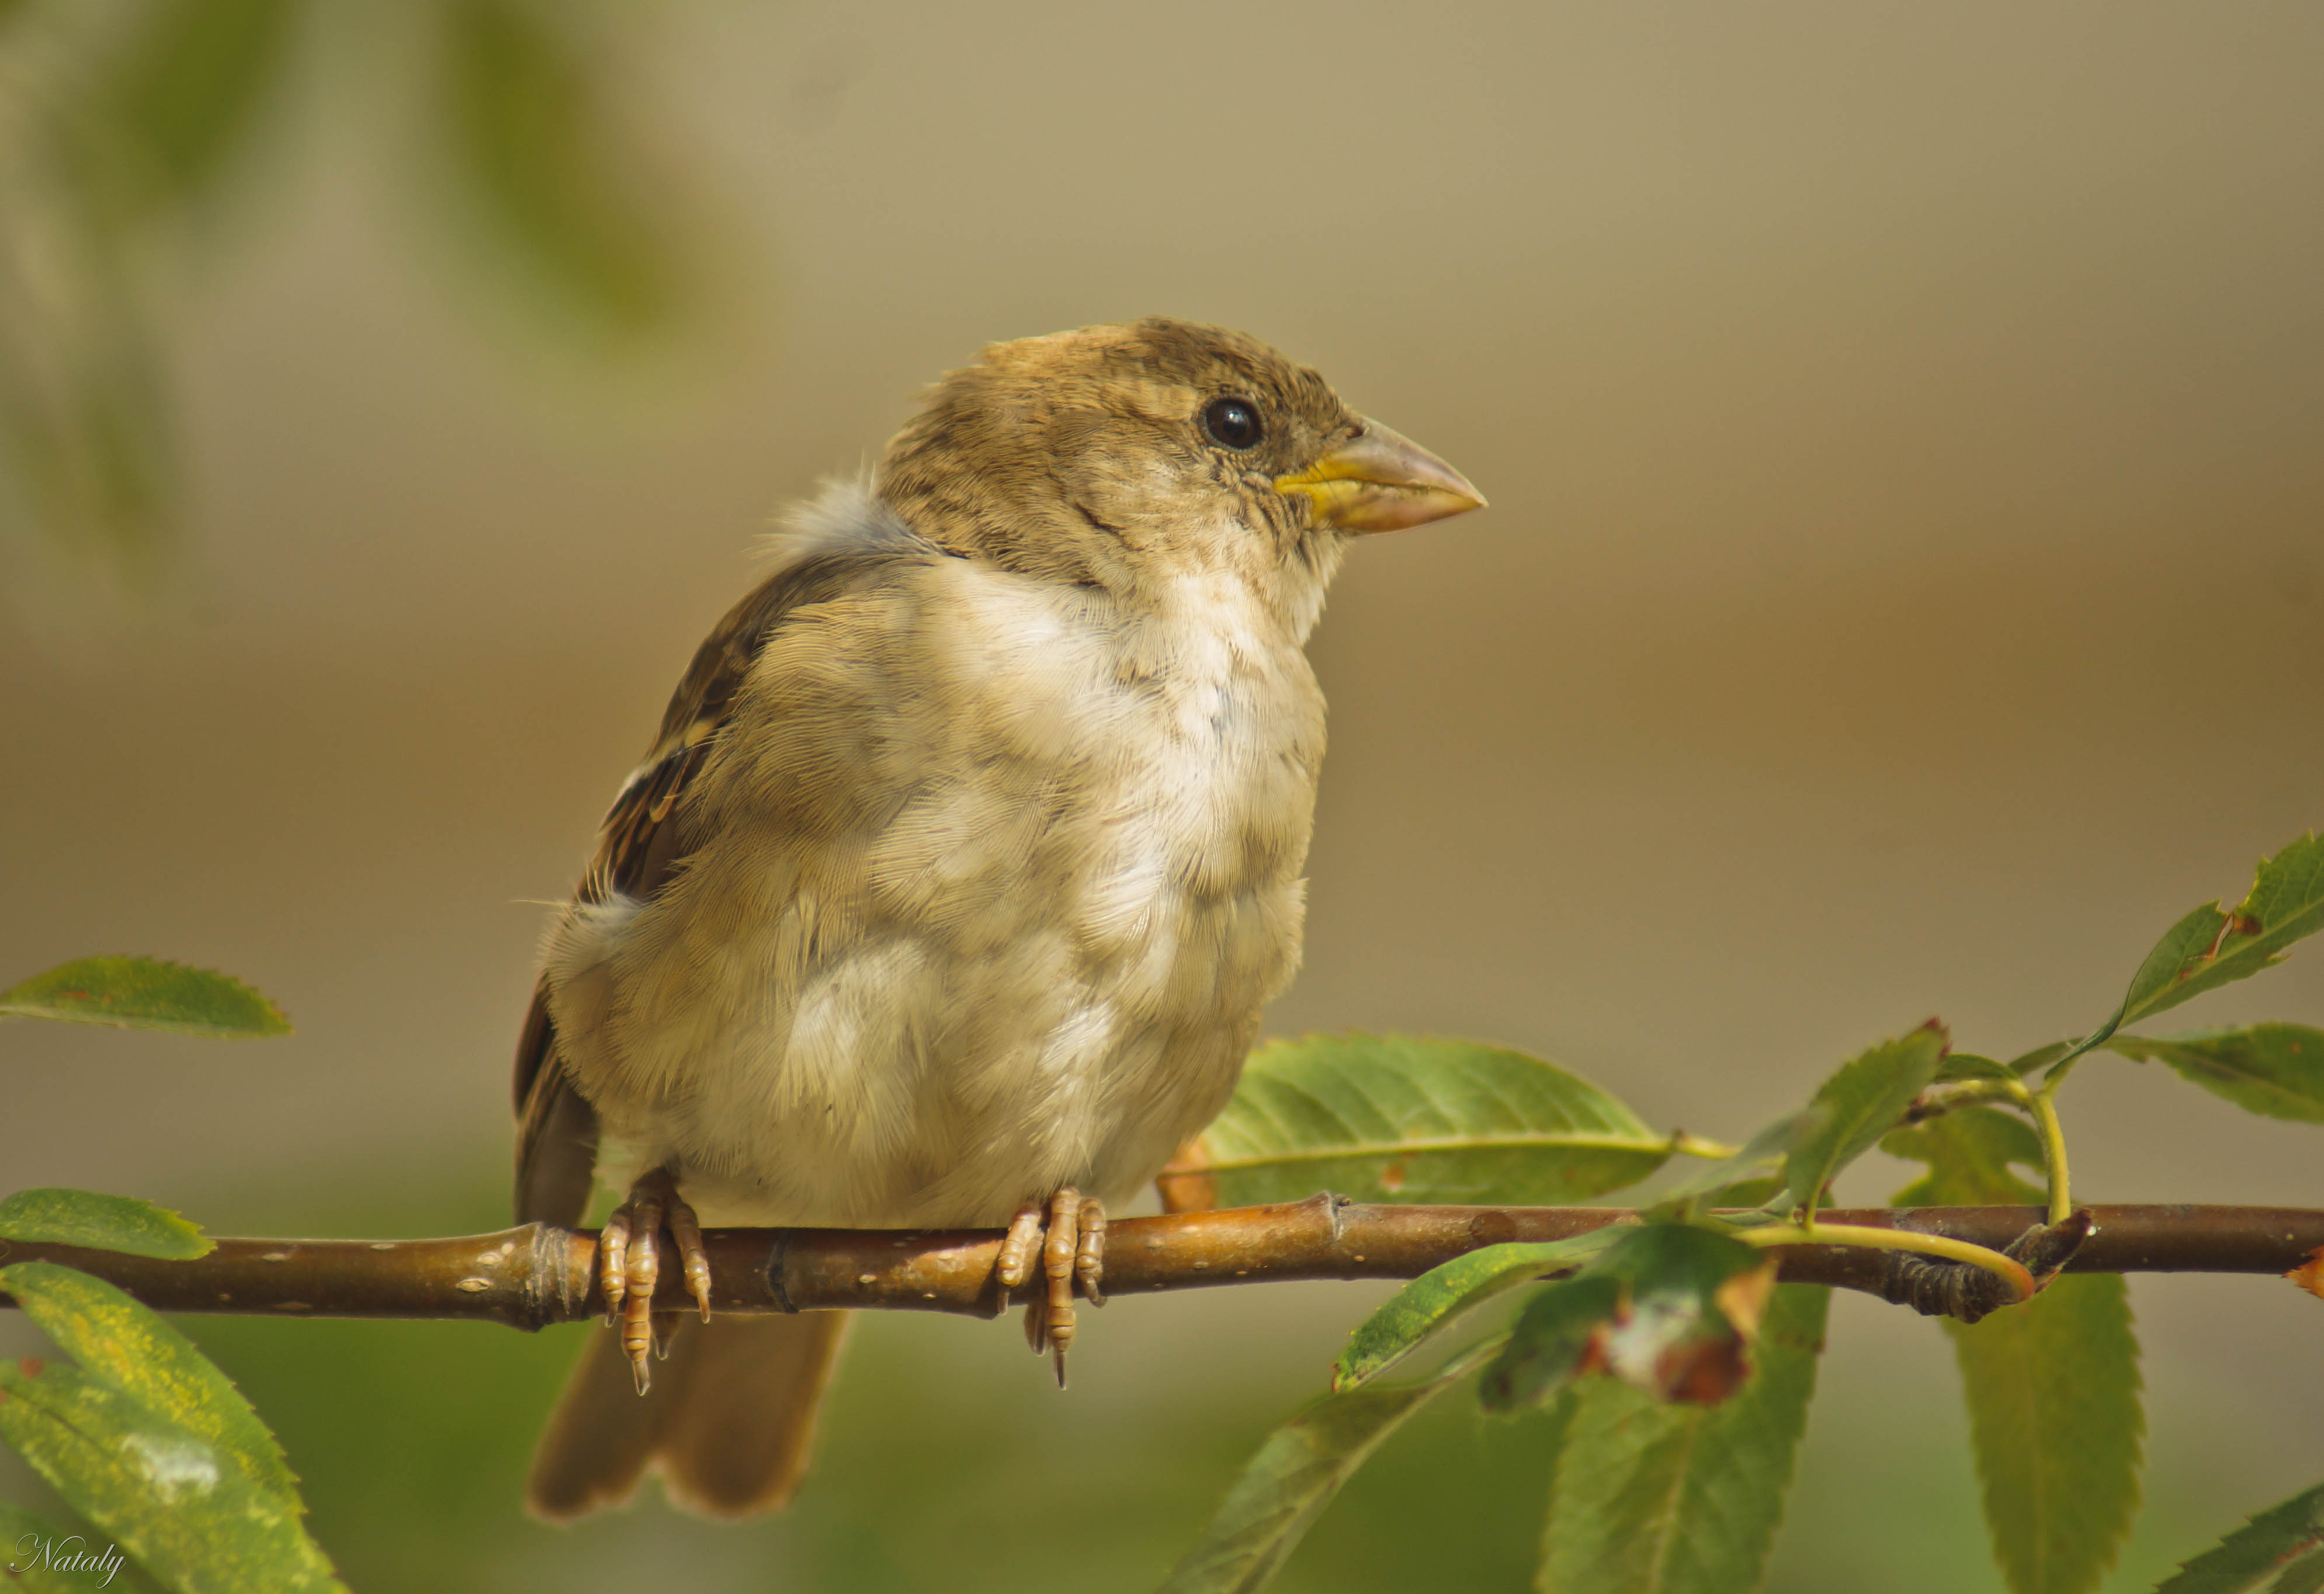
[996,1188,1105,1386]
[597,1167,714,1394]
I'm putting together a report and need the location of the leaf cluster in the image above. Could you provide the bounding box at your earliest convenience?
[1,955,329,1592]
[0,0,723,561]
[1160,832,2324,1594]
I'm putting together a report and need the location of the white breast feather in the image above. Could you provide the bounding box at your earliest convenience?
[548,499,1329,1230]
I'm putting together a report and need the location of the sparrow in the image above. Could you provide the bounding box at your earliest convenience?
[512,317,1484,1519]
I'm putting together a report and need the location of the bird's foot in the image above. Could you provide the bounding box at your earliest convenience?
[597,1166,713,1394]
[995,1188,1106,1387]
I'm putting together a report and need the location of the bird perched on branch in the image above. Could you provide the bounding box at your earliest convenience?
[512,317,1484,1519]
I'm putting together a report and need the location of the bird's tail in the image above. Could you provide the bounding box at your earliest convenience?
[525,1311,852,1520]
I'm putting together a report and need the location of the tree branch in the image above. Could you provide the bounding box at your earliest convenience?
[4,1199,2319,1332]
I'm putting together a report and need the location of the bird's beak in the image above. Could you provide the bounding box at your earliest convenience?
[1274,417,1486,533]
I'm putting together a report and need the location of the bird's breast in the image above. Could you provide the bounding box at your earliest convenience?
[921,559,1327,946]
[567,555,1329,1226]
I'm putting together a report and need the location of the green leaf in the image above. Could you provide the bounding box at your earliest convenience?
[88,0,305,225]
[2106,1025,2324,1124]
[1587,1224,1775,1404]
[434,0,695,346]
[1157,1339,1496,1594]
[1698,1176,1785,1211]
[2069,835,2324,1069]
[0,956,289,1037]
[2008,1041,2076,1076]
[1951,1274,2144,1594]
[1937,1053,2022,1083]
[2153,1478,2324,1593]
[1884,1107,2048,1207]
[0,1499,107,1593]
[0,1188,213,1259]
[1,1262,297,1500]
[1334,1231,1619,1392]
[1781,1023,1950,1218]
[1482,1224,1775,1412]
[0,1361,344,1594]
[1645,1108,1826,1220]
[1536,1283,1831,1594]
[1479,1276,1624,1412]
[1181,1034,1672,1210]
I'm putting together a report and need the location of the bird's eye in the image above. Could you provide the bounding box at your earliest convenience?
[1201,395,1264,450]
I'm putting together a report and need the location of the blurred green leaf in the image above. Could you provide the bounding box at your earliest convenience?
[2106,1025,2324,1124]
[1171,1034,1671,1211]
[433,0,694,346]
[1698,1175,1784,1210]
[1157,1339,1496,1594]
[1782,1023,1950,1218]
[0,1360,342,1594]
[2153,1478,2324,1593]
[0,1189,211,1259]
[1536,1283,1830,1594]
[1951,1274,2144,1594]
[1,1262,296,1500]
[0,1499,102,1593]
[87,0,305,225]
[0,956,289,1037]
[1334,1231,1619,1392]
[0,0,296,561]
[0,283,176,558]
[1884,1107,2047,1207]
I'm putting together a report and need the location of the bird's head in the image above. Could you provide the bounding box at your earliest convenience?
[875,318,1484,614]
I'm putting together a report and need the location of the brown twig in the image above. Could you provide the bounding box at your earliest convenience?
[2,1199,2319,1331]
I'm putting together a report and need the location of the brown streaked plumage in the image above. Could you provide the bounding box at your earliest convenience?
[515,317,1483,1519]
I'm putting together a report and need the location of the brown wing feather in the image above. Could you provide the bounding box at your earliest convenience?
[512,988,584,1224]
[510,541,929,1224]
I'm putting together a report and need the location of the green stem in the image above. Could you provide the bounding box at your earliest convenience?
[1909,1078,2024,1121]
[1929,1071,2073,1226]
[1742,1220,2036,1303]
[2025,1081,2073,1226]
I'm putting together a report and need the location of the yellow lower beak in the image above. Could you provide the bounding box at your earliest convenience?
[1274,417,1486,533]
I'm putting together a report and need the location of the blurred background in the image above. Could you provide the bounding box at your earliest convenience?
[4,2,2321,1589]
